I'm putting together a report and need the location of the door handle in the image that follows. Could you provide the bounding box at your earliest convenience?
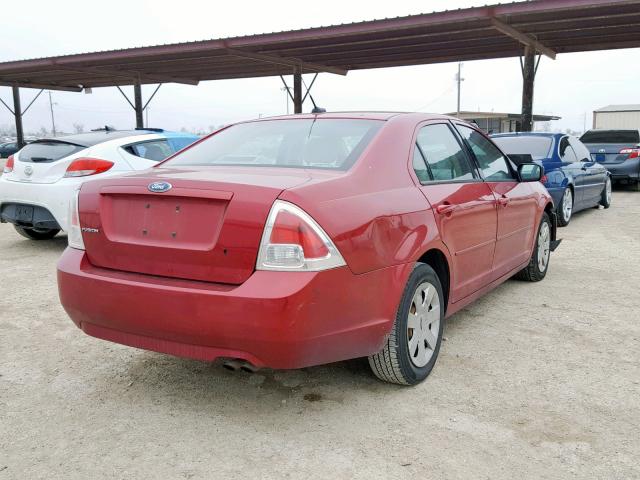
[497,196,510,207]
[436,203,458,215]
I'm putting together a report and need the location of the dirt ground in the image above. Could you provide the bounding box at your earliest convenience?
[1,189,638,480]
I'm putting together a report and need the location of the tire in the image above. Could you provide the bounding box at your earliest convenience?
[368,263,444,385]
[14,225,60,240]
[514,212,551,282]
[557,187,573,227]
[600,177,612,208]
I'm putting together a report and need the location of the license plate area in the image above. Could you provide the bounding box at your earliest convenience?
[596,153,605,162]
[100,193,228,250]
[15,205,34,223]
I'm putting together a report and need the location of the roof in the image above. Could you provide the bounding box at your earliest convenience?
[1,0,639,91]
[594,104,640,113]
[492,132,564,137]
[32,129,189,147]
[449,111,561,121]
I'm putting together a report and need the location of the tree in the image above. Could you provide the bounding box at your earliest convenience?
[72,123,84,134]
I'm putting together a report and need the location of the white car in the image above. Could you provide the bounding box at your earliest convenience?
[0,128,198,240]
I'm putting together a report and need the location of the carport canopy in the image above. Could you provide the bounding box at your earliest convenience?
[1,0,639,145]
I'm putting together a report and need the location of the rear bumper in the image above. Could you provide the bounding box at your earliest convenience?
[57,248,409,369]
[0,177,80,231]
[600,159,640,183]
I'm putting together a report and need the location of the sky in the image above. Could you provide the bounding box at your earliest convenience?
[1,0,638,136]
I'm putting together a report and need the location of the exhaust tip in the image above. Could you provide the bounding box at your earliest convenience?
[222,358,259,373]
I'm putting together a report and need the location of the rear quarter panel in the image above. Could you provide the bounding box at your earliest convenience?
[280,114,450,275]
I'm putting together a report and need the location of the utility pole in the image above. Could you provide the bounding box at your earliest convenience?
[455,63,464,115]
[521,46,536,132]
[48,91,57,137]
[281,87,290,114]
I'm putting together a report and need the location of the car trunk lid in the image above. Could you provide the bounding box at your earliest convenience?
[78,167,311,284]
[585,143,635,164]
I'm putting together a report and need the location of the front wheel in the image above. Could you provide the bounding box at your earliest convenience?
[557,187,573,227]
[600,177,612,208]
[14,225,60,240]
[368,263,444,385]
[514,212,551,282]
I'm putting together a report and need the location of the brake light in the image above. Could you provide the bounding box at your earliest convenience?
[67,189,85,250]
[619,148,640,159]
[540,174,548,184]
[256,200,346,271]
[3,155,14,174]
[64,158,114,177]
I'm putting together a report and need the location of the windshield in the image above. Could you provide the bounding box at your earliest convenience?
[580,130,640,144]
[491,136,553,160]
[163,119,383,170]
[18,141,84,163]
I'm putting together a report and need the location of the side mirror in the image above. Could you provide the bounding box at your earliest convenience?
[518,163,543,182]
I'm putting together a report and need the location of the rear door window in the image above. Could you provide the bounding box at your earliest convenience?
[18,141,84,163]
[559,137,578,163]
[569,137,592,161]
[457,125,515,181]
[124,139,174,161]
[415,123,475,182]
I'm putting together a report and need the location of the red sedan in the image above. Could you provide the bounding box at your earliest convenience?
[57,113,560,385]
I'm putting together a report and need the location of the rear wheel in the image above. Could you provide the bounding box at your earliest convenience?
[14,225,60,240]
[514,212,551,282]
[600,177,612,208]
[368,263,444,385]
[557,187,573,227]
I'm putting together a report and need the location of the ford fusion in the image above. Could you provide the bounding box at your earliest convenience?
[57,113,560,385]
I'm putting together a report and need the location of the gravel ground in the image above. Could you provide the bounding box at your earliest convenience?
[1,189,639,480]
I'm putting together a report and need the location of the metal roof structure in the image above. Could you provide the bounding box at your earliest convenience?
[0,0,638,91]
[594,104,640,112]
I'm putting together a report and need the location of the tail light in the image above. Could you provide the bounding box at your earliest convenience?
[64,158,114,177]
[619,148,640,159]
[540,174,548,184]
[67,190,85,250]
[256,200,346,271]
[3,155,14,174]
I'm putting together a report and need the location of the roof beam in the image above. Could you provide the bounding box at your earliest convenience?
[54,65,200,86]
[0,80,83,92]
[224,47,348,76]
[490,17,557,59]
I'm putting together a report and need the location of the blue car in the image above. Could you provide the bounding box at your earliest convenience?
[491,132,611,226]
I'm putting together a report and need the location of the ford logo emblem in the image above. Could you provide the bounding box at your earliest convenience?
[148,181,172,193]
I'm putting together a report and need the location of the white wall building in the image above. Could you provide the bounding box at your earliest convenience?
[593,105,640,130]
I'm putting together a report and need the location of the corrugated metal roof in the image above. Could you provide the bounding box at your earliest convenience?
[1,0,639,91]
[595,105,640,113]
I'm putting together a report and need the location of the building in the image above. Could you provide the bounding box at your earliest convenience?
[447,111,560,134]
[593,105,640,130]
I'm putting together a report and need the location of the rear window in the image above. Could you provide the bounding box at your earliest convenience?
[580,130,640,144]
[163,119,383,170]
[18,141,84,163]
[491,136,553,159]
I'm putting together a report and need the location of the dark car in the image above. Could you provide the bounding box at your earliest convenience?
[492,132,611,226]
[580,129,640,190]
[0,141,20,158]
